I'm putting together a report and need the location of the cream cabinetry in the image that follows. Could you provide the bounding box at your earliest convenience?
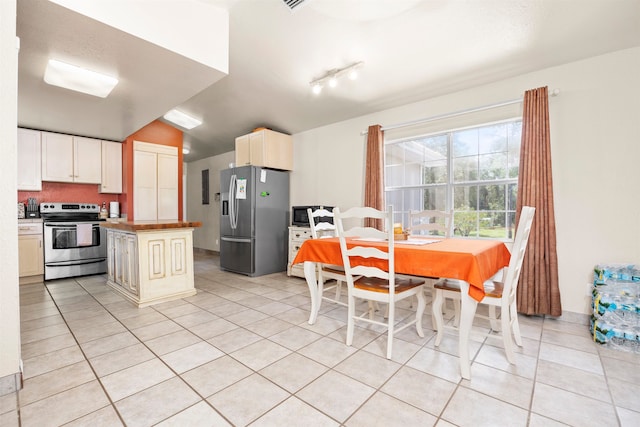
[235,129,293,171]
[134,141,178,221]
[105,226,196,308]
[41,132,101,183]
[107,230,138,296]
[18,220,44,284]
[17,128,42,191]
[287,226,313,278]
[100,140,123,194]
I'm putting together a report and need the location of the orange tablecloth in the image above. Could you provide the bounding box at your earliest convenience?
[292,237,511,302]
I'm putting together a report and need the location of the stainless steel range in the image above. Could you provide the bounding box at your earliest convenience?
[40,202,107,280]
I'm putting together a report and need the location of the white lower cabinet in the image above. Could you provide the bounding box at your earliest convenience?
[287,226,313,278]
[106,227,196,307]
[107,230,138,296]
[18,221,44,284]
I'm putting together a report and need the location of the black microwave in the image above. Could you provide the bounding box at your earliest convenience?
[291,205,334,227]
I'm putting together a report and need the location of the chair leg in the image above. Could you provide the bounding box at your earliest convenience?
[346,294,356,347]
[367,301,376,320]
[433,290,445,346]
[501,305,516,364]
[510,302,523,347]
[335,280,342,301]
[458,294,478,380]
[386,299,395,359]
[452,298,461,328]
[415,289,426,338]
[489,305,501,331]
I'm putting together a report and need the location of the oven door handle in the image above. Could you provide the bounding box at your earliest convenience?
[44,223,101,228]
[45,258,106,267]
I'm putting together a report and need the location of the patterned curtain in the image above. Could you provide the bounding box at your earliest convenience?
[364,125,384,230]
[516,86,562,316]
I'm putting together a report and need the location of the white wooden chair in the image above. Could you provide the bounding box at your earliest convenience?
[335,205,427,359]
[408,209,453,238]
[307,207,347,308]
[407,209,458,328]
[432,206,536,364]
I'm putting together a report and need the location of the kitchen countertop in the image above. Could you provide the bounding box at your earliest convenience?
[100,220,202,232]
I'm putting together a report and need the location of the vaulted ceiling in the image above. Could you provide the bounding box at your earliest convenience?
[16,0,640,161]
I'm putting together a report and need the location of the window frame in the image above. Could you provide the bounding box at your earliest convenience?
[384,117,522,241]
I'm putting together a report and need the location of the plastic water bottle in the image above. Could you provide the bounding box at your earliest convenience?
[610,328,626,350]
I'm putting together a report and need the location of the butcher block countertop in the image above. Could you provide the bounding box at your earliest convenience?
[100,220,202,232]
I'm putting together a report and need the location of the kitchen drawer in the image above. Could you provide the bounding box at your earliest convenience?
[18,222,43,235]
[288,226,312,277]
[289,227,312,241]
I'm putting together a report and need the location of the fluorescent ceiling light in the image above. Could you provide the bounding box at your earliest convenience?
[163,109,202,130]
[44,59,118,98]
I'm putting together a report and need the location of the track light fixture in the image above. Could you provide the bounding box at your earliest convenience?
[309,61,363,95]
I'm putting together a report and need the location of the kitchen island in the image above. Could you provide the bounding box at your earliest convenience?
[101,220,202,308]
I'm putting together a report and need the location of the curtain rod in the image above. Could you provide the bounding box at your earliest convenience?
[360,88,560,135]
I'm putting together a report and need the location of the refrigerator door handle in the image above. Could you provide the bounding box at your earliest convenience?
[229,174,238,229]
[221,237,251,243]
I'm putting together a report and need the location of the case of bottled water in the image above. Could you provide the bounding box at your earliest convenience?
[590,264,640,352]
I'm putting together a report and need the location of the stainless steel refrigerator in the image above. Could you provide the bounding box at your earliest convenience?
[220,165,290,276]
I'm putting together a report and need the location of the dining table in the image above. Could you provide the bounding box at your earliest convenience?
[292,236,511,379]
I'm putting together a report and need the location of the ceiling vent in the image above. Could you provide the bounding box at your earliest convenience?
[282,0,308,11]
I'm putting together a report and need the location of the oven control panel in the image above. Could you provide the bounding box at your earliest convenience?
[40,203,100,214]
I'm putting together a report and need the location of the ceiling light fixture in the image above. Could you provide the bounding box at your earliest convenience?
[163,109,202,130]
[309,61,363,95]
[182,147,190,155]
[44,59,118,98]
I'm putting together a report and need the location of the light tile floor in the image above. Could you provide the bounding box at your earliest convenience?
[2,251,639,426]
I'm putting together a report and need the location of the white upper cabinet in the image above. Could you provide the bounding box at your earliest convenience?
[17,128,42,191]
[41,132,101,184]
[74,137,102,183]
[41,132,74,182]
[100,140,123,194]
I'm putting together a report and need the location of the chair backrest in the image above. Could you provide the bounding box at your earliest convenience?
[502,206,536,305]
[408,210,453,238]
[334,206,395,288]
[307,207,337,239]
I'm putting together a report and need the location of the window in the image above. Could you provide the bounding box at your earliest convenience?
[385,119,522,239]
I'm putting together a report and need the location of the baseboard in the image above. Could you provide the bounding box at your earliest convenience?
[0,371,22,397]
[194,247,219,256]
[546,310,590,325]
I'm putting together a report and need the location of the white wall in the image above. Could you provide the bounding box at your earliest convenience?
[189,47,640,315]
[0,0,21,390]
[291,47,640,315]
[187,151,235,251]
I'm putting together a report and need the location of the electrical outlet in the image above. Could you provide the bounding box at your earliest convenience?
[216,239,219,246]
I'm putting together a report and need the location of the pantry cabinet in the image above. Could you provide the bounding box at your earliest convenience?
[133,141,178,221]
[100,140,123,193]
[17,128,42,191]
[41,132,101,183]
[235,129,293,171]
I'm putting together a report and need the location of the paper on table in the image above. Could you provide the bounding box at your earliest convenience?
[353,237,386,242]
[76,223,93,246]
[395,239,441,245]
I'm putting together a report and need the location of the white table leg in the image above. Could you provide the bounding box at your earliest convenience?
[458,281,478,380]
[304,261,320,324]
